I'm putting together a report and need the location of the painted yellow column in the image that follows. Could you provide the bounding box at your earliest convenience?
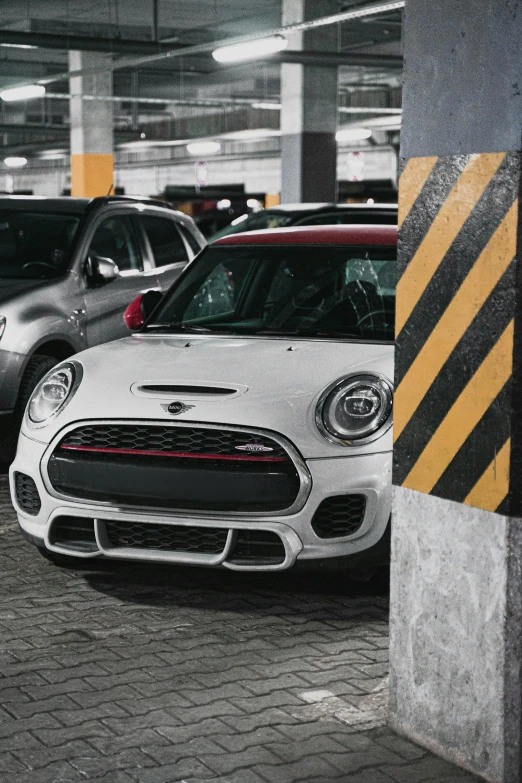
[69,51,114,197]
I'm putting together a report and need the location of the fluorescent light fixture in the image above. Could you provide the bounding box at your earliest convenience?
[213,35,287,64]
[221,128,281,140]
[0,84,45,102]
[217,199,232,210]
[251,102,281,111]
[336,127,372,142]
[4,156,27,168]
[186,141,221,156]
[0,43,38,50]
[247,198,260,209]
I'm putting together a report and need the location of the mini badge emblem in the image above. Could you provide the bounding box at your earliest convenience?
[235,443,274,453]
[161,401,195,416]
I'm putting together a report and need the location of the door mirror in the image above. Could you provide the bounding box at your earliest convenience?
[86,254,119,284]
[124,289,163,330]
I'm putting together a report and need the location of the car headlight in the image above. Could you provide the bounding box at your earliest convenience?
[316,373,393,445]
[27,361,82,427]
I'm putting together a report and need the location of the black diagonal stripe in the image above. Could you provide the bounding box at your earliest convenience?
[430,381,512,503]
[398,154,469,276]
[396,152,520,386]
[496,496,511,515]
[393,262,517,485]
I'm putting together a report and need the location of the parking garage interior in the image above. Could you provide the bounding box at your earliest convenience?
[1,1,521,782]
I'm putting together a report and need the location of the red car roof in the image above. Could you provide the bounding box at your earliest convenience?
[213,224,397,246]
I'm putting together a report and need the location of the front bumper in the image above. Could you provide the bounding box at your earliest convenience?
[11,429,392,572]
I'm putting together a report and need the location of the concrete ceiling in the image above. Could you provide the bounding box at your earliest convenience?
[0,0,403,156]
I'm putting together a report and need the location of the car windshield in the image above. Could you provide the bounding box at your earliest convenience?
[148,244,396,342]
[0,210,81,279]
[209,211,294,242]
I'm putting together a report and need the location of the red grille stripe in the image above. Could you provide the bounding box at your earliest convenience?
[59,444,287,462]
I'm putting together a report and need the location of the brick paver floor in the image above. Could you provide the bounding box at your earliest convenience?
[0,475,482,783]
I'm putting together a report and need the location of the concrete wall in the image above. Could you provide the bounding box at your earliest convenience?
[8,145,397,199]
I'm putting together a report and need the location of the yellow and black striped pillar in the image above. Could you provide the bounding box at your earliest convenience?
[394,151,519,514]
[389,2,522,781]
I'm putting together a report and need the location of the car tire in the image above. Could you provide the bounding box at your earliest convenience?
[36,546,81,568]
[0,354,58,463]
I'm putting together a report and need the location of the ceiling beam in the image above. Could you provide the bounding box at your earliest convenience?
[270,50,402,68]
[0,29,188,56]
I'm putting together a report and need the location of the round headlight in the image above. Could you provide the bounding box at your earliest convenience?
[317,373,393,445]
[27,362,81,426]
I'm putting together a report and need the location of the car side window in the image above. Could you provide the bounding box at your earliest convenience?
[178,224,202,255]
[89,215,142,273]
[184,259,248,320]
[141,215,188,267]
[296,213,344,226]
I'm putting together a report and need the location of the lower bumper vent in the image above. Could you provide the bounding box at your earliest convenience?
[14,472,41,516]
[229,530,286,566]
[311,495,366,539]
[49,516,97,553]
[104,520,228,554]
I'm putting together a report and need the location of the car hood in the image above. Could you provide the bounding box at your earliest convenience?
[30,334,394,459]
[0,278,48,302]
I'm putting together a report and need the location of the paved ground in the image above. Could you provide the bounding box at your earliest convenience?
[0,475,482,783]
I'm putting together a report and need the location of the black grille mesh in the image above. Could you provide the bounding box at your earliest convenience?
[230,530,286,565]
[14,472,41,516]
[104,520,228,554]
[311,495,366,539]
[59,423,288,460]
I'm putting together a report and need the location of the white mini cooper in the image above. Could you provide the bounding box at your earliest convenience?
[11,225,396,573]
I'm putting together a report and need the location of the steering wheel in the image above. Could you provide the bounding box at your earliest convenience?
[21,261,55,273]
[356,310,390,330]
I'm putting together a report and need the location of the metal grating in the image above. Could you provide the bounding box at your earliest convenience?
[104,520,228,554]
[311,495,366,539]
[14,472,41,516]
[59,423,289,460]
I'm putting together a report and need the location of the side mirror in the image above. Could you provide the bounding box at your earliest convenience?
[86,254,119,284]
[124,289,163,330]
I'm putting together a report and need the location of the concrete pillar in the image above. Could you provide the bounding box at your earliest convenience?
[389,2,522,781]
[69,51,114,197]
[280,0,338,203]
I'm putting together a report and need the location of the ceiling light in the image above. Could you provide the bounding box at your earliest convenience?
[4,156,27,168]
[0,43,38,50]
[213,35,287,64]
[186,141,221,156]
[0,84,45,102]
[251,102,281,111]
[217,199,232,210]
[336,128,372,142]
[222,129,281,140]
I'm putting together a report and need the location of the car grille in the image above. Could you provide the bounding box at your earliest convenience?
[311,495,366,539]
[104,520,228,554]
[14,472,41,516]
[58,423,289,461]
[48,422,302,513]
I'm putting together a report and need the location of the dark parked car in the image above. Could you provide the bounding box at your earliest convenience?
[209,202,398,242]
[0,195,205,459]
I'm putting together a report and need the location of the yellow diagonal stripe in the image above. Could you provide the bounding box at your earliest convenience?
[398,156,438,228]
[403,320,514,494]
[396,152,507,335]
[464,439,510,512]
[394,200,518,441]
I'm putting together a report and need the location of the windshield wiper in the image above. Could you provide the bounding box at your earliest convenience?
[145,322,211,333]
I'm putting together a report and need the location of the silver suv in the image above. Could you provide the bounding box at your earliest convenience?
[0,195,205,459]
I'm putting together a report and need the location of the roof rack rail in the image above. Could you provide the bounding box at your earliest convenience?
[86,195,176,211]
